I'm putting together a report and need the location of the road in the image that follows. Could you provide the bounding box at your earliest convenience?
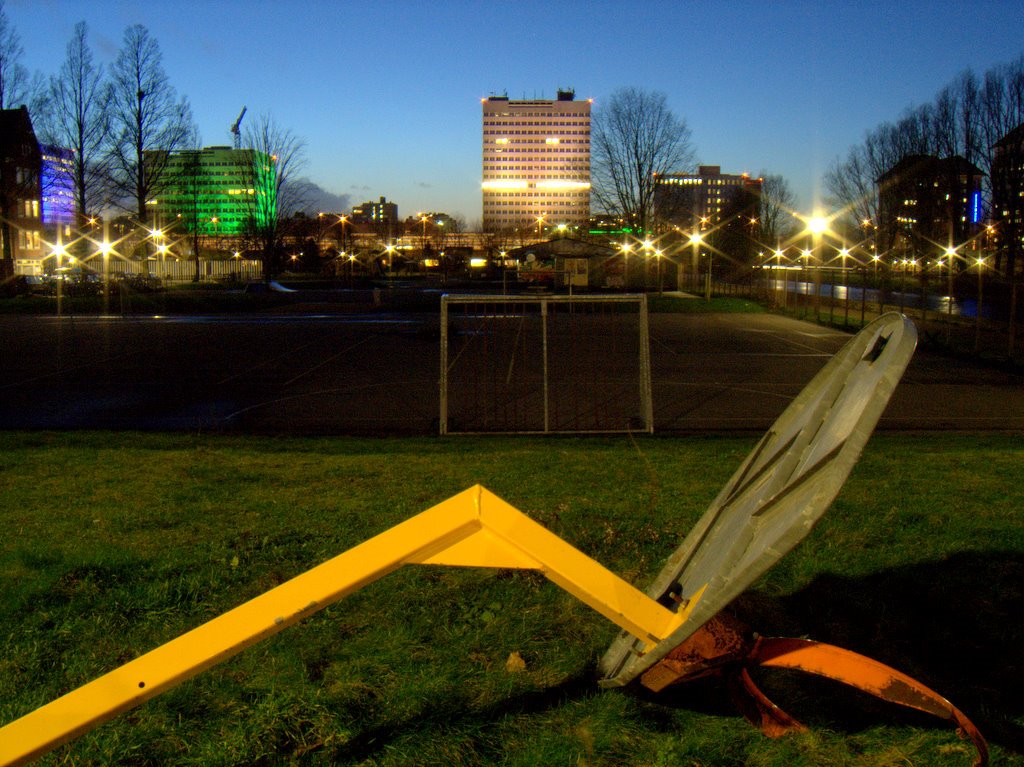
[1,311,1022,434]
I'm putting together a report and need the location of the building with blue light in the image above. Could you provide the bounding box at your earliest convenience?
[40,144,75,230]
[876,154,985,263]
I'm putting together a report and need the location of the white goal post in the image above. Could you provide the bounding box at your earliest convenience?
[440,294,654,435]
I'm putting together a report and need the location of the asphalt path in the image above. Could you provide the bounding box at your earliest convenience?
[1,311,1022,434]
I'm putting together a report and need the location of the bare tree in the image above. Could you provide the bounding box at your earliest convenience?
[170,130,207,283]
[0,4,37,283]
[107,24,192,249]
[0,1,28,110]
[756,173,798,246]
[591,87,695,234]
[44,22,111,239]
[241,113,307,281]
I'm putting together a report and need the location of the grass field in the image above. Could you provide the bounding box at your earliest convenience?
[1,431,1021,766]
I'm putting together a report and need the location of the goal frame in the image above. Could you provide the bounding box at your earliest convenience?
[439,293,654,435]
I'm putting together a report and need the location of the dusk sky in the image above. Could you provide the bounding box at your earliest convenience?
[9,0,1024,226]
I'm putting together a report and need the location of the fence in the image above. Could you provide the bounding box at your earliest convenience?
[440,294,653,435]
[681,266,1023,363]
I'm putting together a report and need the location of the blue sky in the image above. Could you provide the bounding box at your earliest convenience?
[10,0,1024,225]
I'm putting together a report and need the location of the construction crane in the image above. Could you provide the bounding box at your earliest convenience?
[230,106,247,149]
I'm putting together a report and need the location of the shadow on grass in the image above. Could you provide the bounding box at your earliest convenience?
[319,551,1023,762]
[726,550,1024,756]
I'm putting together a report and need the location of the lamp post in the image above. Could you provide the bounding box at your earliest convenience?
[975,255,985,353]
[100,235,112,315]
[641,238,654,292]
[336,215,348,259]
[690,232,705,300]
[774,247,785,308]
[52,238,65,318]
[800,248,811,316]
[157,243,169,280]
[945,246,956,342]
[385,243,396,283]
[620,241,632,290]
[655,248,664,296]
[840,247,850,328]
[806,215,828,322]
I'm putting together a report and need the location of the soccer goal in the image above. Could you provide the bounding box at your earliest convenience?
[440,294,654,435]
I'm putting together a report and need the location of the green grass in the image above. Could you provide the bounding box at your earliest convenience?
[1,432,1021,766]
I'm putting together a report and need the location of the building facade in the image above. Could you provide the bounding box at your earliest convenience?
[654,165,762,268]
[876,154,985,260]
[351,196,399,227]
[992,123,1024,278]
[40,144,75,230]
[0,106,44,276]
[482,90,590,233]
[654,166,762,232]
[147,146,276,237]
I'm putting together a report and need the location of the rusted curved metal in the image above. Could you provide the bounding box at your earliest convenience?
[750,637,988,767]
[638,614,988,767]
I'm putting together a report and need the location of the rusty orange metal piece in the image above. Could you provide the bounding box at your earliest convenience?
[640,615,988,767]
[751,637,988,767]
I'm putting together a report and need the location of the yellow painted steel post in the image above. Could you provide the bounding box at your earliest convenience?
[0,485,699,767]
[0,488,481,767]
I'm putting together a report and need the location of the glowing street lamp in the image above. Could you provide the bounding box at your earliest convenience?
[806,216,828,236]
[688,232,704,297]
[654,248,665,295]
[804,214,829,320]
[49,238,68,317]
[975,255,987,353]
[99,238,113,314]
[156,243,169,278]
[619,241,633,288]
[944,246,957,327]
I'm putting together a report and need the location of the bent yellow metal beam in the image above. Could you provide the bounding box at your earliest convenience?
[0,485,695,767]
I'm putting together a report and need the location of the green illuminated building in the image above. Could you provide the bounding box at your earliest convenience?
[146,146,276,237]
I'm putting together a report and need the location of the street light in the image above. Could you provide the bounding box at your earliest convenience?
[620,241,632,289]
[50,238,67,318]
[654,248,664,295]
[99,237,113,314]
[157,243,169,279]
[805,215,828,320]
[385,243,396,282]
[839,247,850,327]
[641,239,655,291]
[975,255,986,353]
[944,246,957,330]
[689,232,705,299]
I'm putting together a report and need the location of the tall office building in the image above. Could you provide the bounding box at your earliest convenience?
[482,90,590,233]
[654,165,762,232]
[992,123,1024,278]
[40,144,75,228]
[146,146,276,236]
[876,154,984,258]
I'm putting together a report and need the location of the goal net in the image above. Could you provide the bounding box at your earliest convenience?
[440,294,653,435]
